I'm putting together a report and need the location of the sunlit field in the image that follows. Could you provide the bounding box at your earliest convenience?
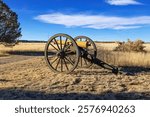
[0,42,150,99]
[1,42,150,67]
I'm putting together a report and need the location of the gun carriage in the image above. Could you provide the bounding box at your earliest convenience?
[45,33,118,74]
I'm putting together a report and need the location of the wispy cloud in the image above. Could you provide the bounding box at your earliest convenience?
[106,0,142,6]
[34,13,150,30]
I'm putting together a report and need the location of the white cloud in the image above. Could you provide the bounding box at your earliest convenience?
[106,0,142,5]
[34,13,150,30]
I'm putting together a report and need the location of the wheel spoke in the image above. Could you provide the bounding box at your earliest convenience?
[65,57,74,66]
[63,59,69,70]
[63,38,68,51]
[50,43,59,51]
[53,38,60,50]
[65,51,75,56]
[55,58,60,70]
[51,57,59,65]
[60,59,63,72]
[64,43,72,51]
[60,36,62,50]
[68,56,75,64]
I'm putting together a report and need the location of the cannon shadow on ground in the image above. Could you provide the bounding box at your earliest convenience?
[7,51,45,56]
[120,66,150,75]
[0,88,149,100]
[73,66,150,76]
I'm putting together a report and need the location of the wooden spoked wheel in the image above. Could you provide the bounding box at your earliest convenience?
[74,36,97,68]
[45,34,80,73]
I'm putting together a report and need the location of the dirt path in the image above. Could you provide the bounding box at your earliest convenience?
[0,55,150,99]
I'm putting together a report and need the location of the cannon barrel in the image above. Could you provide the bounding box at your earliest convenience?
[55,40,90,48]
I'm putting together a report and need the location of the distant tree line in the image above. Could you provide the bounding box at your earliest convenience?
[19,40,47,43]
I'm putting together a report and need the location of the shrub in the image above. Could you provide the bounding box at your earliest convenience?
[114,39,146,52]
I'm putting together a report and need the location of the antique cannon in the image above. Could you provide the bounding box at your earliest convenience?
[45,33,118,74]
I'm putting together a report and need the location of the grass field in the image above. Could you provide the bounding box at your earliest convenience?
[0,42,150,99]
[97,43,150,67]
[1,42,150,67]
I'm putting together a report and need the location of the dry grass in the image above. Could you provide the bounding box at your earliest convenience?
[98,51,150,67]
[115,52,150,67]
[0,42,45,53]
[96,42,118,51]
[0,42,45,56]
[96,42,150,67]
[96,42,150,52]
[144,43,150,52]
[0,42,150,67]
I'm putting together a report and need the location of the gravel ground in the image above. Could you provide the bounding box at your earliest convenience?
[0,55,150,100]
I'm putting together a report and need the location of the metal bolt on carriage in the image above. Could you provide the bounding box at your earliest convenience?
[45,33,118,74]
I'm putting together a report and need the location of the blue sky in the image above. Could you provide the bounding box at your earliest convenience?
[3,0,150,42]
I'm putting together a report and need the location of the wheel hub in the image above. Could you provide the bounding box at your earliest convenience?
[57,51,66,59]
